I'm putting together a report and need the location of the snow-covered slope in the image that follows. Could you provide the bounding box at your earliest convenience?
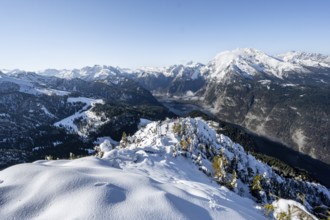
[38,65,127,82]
[0,73,42,95]
[13,48,328,84]
[207,48,309,81]
[137,62,205,80]
[54,97,106,136]
[0,72,70,96]
[0,154,265,220]
[134,48,329,84]
[0,121,266,219]
[0,117,326,219]
[279,51,330,68]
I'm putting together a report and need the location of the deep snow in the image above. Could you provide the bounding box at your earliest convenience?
[0,118,322,219]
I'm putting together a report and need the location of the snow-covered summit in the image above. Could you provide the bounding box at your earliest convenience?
[38,65,127,81]
[207,48,308,80]
[279,51,330,68]
[98,117,329,219]
[137,62,205,80]
[2,48,329,83]
[0,68,25,75]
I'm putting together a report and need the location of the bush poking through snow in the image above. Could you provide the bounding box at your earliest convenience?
[228,170,237,190]
[263,203,275,217]
[272,199,318,220]
[45,155,53,160]
[276,211,289,220]
[120,132,127,148]
[69,152,82,160]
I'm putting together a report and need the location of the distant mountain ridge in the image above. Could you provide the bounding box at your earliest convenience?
[14,48,326,82]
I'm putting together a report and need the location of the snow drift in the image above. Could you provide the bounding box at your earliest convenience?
[0,117,324,219]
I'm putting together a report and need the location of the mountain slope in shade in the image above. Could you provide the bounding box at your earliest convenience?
[0,71,174,169]
[116,49,329,166]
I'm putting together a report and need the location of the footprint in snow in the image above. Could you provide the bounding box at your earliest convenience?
[0,180,3,184]
[94,182,107,187]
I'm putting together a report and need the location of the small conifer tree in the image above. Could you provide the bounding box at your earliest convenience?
[212,154,226,184]
[120,132,127,148]
[251,174,263,202]
[229,170,237,190]
[180,139,187,151]
[263,204,274,217]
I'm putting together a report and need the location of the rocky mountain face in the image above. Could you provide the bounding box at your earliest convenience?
[133,63,207,95]
[0,71,174,168]
[127,49,330,166]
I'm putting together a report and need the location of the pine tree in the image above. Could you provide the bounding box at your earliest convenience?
[251,174,263,202]
[122,131,127,142]
[229,170,237,190]
[172,123,177,133]
[120,131,127,148]
[187,136,191,145]
[297,192,306,206]
[212,155,221,177]
[212,154,226,184]
[252,174,262,191]
[45,155,53,160]
[263,204,274,217]
[69,152,76,160]
[180,138,187,151]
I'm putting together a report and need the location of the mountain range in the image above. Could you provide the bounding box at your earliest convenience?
[5,48,327,165]
[1,48,330,219]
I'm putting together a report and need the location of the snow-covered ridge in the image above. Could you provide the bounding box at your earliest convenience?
[0,72,71,96]
[54,97,106,137]
[37,48,329,82]
[137,62,205,79]
[102,118,327,217]
[0,117,324,219]
[38,65,126,81]
[279,51,330,68]
[3,48,329,82]
[207,48,310,80]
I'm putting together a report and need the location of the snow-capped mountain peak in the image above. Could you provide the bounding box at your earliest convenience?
[2,48,329,85]
[37,65,128,81]
[0,68,26,75]
[279,51,330,68]
[137,62,205,80]
[207,48,308,81]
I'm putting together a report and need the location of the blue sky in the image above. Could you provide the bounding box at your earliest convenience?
[0,0,329,70]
